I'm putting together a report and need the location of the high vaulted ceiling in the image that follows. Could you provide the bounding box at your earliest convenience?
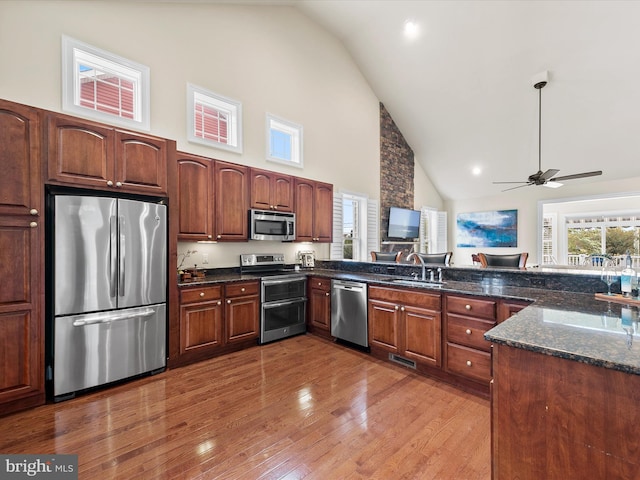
[293,0,640,201]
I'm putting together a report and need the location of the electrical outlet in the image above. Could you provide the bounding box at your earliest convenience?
[202,253,209,264]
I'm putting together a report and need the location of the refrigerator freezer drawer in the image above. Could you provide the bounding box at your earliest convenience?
[53,304,166,397]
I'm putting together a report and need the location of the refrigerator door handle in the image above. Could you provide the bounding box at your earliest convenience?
[109,215,118,298]
[72,309,155,327]
[119,215,126,297]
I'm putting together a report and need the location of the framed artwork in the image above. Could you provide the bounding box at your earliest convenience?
[456,209,518,247]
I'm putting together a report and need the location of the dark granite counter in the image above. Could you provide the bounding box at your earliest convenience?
[178,262,640,376]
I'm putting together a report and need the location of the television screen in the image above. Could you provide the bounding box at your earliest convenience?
[387,207,420,239]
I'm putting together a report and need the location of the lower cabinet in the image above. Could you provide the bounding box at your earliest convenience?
[178,281,259,365]
[307,276,331,338]
[368,285,442,369]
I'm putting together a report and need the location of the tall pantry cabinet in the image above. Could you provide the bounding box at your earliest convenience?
[0,99,45,415]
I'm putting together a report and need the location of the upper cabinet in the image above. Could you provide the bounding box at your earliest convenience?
[46,112,170,196]
[294,178,333,243]
[249,168,294,212]
[176,152,214,241]
[215,161,249,241]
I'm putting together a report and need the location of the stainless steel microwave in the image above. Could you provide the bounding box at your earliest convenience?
[250,209,296,241]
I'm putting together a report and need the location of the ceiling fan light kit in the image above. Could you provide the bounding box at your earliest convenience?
[494,72,602,192]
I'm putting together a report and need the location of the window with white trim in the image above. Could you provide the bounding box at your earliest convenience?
[266,114,303,168]
[62,35,150,130]
[331,192,378,262]
[187,84,242,153]
[419,207,448,255]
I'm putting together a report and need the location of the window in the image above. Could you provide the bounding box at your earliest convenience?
[420,207,447,254]
[62,35,150,130]
[187,84,242,153]
[266,114,303,168]
[331,192,378,262]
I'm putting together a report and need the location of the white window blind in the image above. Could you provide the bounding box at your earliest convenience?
[331,192,379,261]
[420,207,447,254]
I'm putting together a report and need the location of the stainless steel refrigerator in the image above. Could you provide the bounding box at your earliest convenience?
[50,194,167,399]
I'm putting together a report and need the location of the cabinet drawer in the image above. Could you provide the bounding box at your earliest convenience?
[309,276,331,292]
[446,295,496,320]
[225,281,259,298]
[180,285,222,304]
[369,286,441,311]
[447,314,496,352]
[446,343,492,384]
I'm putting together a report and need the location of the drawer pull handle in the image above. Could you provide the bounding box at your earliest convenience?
[199,292,205,297]
[466,329,472,335]
[465,304,472,310]
[466,360,472,367]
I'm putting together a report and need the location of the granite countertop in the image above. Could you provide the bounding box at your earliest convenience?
[178,267,640,376]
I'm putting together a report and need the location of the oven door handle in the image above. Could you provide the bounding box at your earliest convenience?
[262,298,307,309]
[262,277,305,286]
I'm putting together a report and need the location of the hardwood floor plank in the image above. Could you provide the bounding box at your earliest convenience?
[0,335,489,479]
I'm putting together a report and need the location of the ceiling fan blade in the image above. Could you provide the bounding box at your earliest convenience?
[539,169,560,181]
[501,183,533,192]
[493,181,529,184]
[550,170,602,182]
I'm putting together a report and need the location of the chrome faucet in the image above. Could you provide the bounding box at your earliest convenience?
[406,253,426,281]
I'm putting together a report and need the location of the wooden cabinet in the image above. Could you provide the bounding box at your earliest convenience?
[307,276,331,337]
[178,281,259,365]
[46,112,169,196]
[368,286,441,368]
[250,168,294,212]
[224,281,259,344]
[294,178,333,242]
[497,299,531,322]
[0,99,44,415]
[176,152,214,241]
[179,285,223,356]
[214,161,249,241]
[444,294,497,384]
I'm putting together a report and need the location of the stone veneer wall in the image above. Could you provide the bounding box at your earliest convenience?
[379,103,415,250]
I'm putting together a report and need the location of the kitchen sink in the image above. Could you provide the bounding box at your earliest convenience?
[391,279,446,288]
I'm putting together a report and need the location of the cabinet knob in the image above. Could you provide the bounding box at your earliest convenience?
[318,282,322,286]
[30,208,38,216]
[273,206,278,210]
[241,287,245,292]
[465,329,472,335]
[325,292,330,296]
[227,299,232,304]
[116,181,123,187]
[217,301,222,305]
[107,180,114,186]
[199,292,205,297]
[465,304,472,310]
[30,221,37,228]
[207,235,212,239]
[466,360,472,367]
[217,235,222,239]
[395,305,399,310]
[400,306,405,312]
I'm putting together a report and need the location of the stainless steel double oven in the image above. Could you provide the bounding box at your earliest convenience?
[240,254,307,344]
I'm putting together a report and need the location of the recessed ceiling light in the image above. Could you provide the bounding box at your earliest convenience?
[472,166,482,176]
[404,20,419,39]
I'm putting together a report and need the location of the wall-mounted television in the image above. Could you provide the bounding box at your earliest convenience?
[387,207,421,240]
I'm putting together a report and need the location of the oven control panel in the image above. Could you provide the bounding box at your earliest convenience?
[240,253,285,267]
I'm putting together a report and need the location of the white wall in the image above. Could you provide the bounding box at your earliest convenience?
[0,1,383,267]
[447,176,640,266]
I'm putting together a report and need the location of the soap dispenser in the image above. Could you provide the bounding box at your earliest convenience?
[620,251,637,297]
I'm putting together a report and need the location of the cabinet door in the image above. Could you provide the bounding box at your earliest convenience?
[177,153,214,241]
[46,113,115,189]
[0,100,40,217]
[179,300,223,354]
[0,217,43,414]
[115,130,168,195]
[497,300,530,322]
[225,295,259,343]
[313,181,333,242]
[403,305,441,367]
[368,299,400,353]
[309,287,331,330]
[215,161,248,241]
[272,174,294,212]
[294,179,314,241]
[250,168,273,211]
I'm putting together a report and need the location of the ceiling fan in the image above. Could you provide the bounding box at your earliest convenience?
[494,78,602,192]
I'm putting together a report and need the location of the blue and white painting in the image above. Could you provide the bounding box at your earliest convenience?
[456,209,518,247]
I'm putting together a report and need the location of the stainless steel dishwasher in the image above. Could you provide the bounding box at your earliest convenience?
[331,279,368,348]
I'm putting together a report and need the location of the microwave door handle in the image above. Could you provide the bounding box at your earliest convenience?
[119,215,125,297]
[109,215,117,298]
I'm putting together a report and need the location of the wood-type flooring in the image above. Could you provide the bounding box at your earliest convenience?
[0,335,490,479]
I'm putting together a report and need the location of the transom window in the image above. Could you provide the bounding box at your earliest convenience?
[188,84,242,153]
[266,114,303,168]
[62,35,149,130]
